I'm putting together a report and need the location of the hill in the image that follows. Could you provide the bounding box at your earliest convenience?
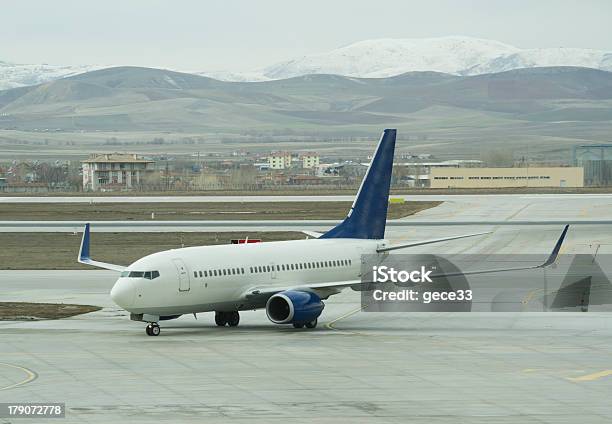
[0,65,611,159]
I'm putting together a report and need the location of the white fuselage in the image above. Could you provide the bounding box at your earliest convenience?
[110,238,386,317]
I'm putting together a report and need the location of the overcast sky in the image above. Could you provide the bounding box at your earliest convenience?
[1,0,610,71]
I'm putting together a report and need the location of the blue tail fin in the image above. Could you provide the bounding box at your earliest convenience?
[320,129,396,240]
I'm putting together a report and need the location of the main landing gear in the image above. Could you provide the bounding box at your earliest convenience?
[145,322,160,336]
[293,318,318,329]
[215,311,240,327]
[144,312,240,335]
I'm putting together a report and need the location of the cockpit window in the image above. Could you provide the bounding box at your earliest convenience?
[122,271,160,279]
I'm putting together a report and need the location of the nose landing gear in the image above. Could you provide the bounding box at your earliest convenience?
[146,322,160,336]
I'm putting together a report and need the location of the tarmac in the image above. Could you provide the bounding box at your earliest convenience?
[2,194,612,423]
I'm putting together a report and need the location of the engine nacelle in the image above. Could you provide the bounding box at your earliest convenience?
[266,290,324,324]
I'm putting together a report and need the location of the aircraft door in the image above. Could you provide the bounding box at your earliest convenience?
[271,263,277,279]
[172,258,190,292]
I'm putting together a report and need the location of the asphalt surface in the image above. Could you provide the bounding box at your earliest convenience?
[1,193,612,203]
[2,194,612,423]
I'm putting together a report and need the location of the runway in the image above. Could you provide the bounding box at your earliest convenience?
[2,195,612,422]
[2,193,612,203]
[2,193,612,232]
[3,219,612,233]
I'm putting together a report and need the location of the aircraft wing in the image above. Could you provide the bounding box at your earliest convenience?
[241,225,569,299]
[376,231,491,253]
[77,223,127,272]
[241,279,362,300]
[303,229,490,246]
[426,225,569,279]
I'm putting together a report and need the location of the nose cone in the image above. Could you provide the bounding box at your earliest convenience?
[110,279,136,310]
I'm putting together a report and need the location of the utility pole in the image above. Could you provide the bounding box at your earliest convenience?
[165,155,170,191]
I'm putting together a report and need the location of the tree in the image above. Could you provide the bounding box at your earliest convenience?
[480,149,514,167]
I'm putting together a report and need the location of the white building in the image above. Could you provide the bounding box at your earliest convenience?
[268,152,292,170]
[300,152,320,169]
[82,153,155,191]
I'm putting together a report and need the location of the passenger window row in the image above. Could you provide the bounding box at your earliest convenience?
[194,267,245,279]
[192,259,352,279]
[250,259,352,274]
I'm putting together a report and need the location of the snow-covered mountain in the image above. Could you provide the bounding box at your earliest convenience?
[193,70,270,83]
[263,37,520,79]
[2,36,612,89]
[465,47,612,75]
[200,36,612,81]
[0,60,104,90]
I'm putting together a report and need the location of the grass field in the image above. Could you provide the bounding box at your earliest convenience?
[0,201,441,221]
[0,232,305,270]
[0,302,101,320]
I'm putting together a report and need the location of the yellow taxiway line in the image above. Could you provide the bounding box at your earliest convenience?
[567,370,612,382]
[325,305,366,331]
[0,362,38,391]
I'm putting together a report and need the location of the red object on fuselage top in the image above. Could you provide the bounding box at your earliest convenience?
[230,239,262,244]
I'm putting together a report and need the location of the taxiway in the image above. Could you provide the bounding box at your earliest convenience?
[2,194,612,423]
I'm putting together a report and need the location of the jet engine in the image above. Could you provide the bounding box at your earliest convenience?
[266,290,324,325]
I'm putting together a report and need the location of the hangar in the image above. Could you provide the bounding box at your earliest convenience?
[430,167,584,189]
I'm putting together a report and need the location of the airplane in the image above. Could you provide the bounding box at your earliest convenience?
[77,129,569,336]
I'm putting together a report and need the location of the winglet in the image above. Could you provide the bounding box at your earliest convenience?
[77,223,126,272]
[79,223,91,261]
[539,225,569,268]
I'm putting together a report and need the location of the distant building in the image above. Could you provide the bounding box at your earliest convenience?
[395,160,483,172]
[82,153,155,191]
[573,144,612,186]
[430,167,584,189]
[288,175,337,185]
[299,152,320,169]
[335,161,369,178]
[7,162,37,182]
[268,152,292,170]
[3,182,49,193]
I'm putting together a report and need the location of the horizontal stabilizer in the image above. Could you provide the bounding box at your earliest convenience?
[302,230,323,239]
